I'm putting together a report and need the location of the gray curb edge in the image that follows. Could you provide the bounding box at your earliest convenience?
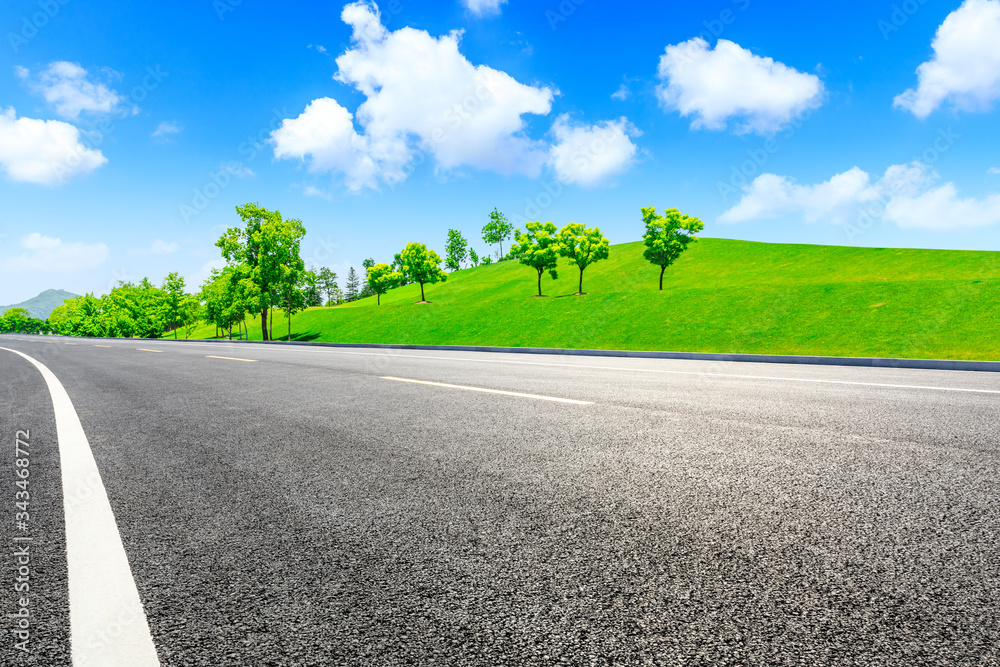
[161,337,1000,373]
[10,334,999,373]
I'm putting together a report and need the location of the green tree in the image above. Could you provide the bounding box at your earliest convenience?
[641,207,704,290]
[216,203,306,341]
[397,242,447,302]
[556,223,610,295]
[366,263,398,305]
[162,272,188,338]
[469,248,480,267]
[445,229,469,271]
[345,267,360,301]
[482,208,513,260]
[510,222,560,296]
[316,267,340,305]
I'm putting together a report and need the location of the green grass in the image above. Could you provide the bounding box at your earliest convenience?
[188,238,1000,361]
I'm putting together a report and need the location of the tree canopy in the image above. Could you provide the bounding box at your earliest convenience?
[216,203,306,340]
[366,263,398,305]
[482,208,513,260]
[510,222,560,296]
[641,207,704,290]
[556,223,610,295]
[397,242,447,302]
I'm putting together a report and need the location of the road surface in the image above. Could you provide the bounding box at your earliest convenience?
[2,335,999,666]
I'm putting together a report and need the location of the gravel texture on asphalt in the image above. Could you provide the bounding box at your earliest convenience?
[1,336,999,666]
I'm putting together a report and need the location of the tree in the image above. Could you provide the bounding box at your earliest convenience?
[161,272,188,338]
[277,269,312,341]
[316,267,340,305]
[216,203,306,341]
[510,222,560,297]
[366,263,398,305]
[556,223,610,295]
[345,267,360,301]
[362,258,375,270]
[445,229,469,271]
[397,242,447,302]
[482,208,513,260]
[641,207,704,290]
[469,248,480,267]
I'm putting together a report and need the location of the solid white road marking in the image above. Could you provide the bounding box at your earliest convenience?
[136,348,162,353]
[381,376,592,404]
[94,345,112,348]
[206,355,258,362]
[0,348,160,666]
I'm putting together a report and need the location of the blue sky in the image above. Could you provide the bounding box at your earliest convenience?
[2,0,1000,304]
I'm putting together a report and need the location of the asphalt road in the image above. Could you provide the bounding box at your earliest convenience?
[2,334,999,666]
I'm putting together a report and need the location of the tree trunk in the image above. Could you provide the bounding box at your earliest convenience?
[659,266,666,291]
[268,306,273,341]
[420,282,426,302]
[260,309,269,341]
[377,294,380,305]
[537,269,542,296]
[287,295,292,341]
[578,267,584,294]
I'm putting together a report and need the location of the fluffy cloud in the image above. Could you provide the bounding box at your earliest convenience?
[463,0,507,16]
[548,115,638,187]
[895,0,1000,117]
[0,107,107,185]
[2,233,109,273]
[720,161,1000,230]
[272,1,554,190]
[17,61,121,120]
[151,121,182,139]
[656,38,824,134]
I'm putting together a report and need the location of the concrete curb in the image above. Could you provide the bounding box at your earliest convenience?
[187,338,1000,373]
[11,334,999,373]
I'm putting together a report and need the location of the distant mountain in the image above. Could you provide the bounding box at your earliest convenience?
[0,289,79,320]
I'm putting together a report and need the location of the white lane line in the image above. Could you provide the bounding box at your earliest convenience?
[206,355,258,362]
[136,348,162,353]
[94,345,112,348]
[381,376,592,404]
[320,350,999,395]
[0,348,160,666]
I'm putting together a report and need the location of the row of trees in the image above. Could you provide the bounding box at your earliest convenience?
[0,308,50,334]
[11,204,703,341]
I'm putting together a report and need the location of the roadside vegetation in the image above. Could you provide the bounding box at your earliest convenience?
[11,201,1000,361]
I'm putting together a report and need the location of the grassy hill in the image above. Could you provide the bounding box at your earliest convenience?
[1,289,78,319]
[189,238,1000,361]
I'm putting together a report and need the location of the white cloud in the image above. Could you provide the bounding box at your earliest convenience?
[302,185,333,200]
[272,1,553,190]
[463,0,507,16]
[0,107,107,186]
[894,0,1000,118]
[18,61,121,120]
[548,115,638,187]
[656,38,824,134]
[611,84,630,101]
[988,167,1000,175]
[720,161,1000,230]
[1,233,109,273]
[308,44,328,54]
[151,121,182,138]
[128,239,179,256]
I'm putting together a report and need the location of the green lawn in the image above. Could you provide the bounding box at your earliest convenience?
[188,238,1000,361]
